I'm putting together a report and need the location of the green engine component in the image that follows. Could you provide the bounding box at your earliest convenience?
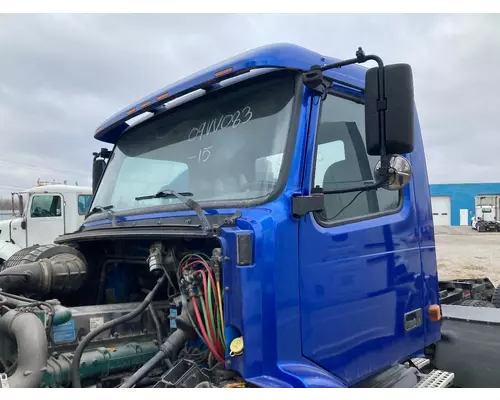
[51,305,72,326]
[42,341,159,387]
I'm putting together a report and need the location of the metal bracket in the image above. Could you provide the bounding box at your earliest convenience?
[292,194,324,217]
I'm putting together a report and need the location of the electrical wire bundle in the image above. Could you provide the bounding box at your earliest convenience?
[178,253,225,365]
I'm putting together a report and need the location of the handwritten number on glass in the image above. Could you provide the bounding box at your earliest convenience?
[186,106,252,163]
[188,146,212,164]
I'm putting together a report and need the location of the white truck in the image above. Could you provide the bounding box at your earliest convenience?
[471,195,500,232]
[0,183,92,264]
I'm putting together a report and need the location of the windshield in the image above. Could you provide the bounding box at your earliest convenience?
[91,71,298,214]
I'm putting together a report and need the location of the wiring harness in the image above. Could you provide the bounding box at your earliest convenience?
[177,252,226,365]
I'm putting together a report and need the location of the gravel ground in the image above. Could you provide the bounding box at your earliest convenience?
[436,226,500,286]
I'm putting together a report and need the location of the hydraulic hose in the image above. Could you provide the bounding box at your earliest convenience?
[71,274,167,388]
[0,310,48,388]
[191,294,224,364]
[148,304,163,345]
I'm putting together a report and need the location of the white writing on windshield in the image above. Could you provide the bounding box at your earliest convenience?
[186,106,253,163]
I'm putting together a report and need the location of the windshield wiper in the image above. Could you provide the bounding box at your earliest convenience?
[135,189,212,233]
[86,205,117,227]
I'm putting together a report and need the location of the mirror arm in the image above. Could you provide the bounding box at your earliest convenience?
[304,47,393,187]
[321,179,385,195]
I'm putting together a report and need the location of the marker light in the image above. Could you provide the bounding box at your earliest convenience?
[156,92,169,101]
[215,67,233,77]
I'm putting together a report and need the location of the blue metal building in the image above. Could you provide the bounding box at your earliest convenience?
[429,183,500,226]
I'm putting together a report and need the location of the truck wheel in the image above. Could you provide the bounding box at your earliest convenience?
[459,299,495,308]
[0,243,80,271]
[491,285,500,308]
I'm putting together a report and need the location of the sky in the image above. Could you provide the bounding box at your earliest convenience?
[0,13,499,199]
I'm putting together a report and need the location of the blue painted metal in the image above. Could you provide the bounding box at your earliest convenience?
[430,183,500,226]
[90,44,440,387]
[297,95,437,385]
[94,43,366,144]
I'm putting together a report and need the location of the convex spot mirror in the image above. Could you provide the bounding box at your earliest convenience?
[374,155,412,191]
[364,64,415,156]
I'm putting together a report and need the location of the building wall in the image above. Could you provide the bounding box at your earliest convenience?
[429,183,500,226]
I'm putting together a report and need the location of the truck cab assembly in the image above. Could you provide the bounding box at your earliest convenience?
[0,43,497,389]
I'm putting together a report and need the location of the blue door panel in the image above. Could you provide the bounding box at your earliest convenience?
[299,186,425,386]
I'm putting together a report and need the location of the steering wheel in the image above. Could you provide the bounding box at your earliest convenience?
[33,207,53,217]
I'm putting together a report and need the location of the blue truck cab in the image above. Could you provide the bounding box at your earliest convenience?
[59,43,444,388]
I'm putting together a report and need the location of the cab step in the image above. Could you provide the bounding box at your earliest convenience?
[411,357,430,369]
[414,369,455,388]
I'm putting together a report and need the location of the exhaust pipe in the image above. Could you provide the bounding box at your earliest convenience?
[0,310,48,388]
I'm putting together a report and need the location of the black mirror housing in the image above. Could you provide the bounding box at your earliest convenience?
[92,159,107,194]
[21,220,26,230]
[365,63,415,156]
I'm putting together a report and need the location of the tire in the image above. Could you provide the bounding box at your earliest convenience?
[458,299,495,308]
[491,285,500,308]
[0,243,79,271]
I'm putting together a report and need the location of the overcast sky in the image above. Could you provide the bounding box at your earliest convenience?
[0,13,498,199]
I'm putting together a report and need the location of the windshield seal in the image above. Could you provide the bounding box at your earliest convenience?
[86,69,303,224]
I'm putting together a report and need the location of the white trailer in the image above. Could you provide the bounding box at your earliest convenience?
[0,183,92,262]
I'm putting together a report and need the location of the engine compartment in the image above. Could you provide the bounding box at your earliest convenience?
[0,237,245,388]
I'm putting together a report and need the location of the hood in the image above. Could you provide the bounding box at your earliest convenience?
[0,217,22,241]
[0,218,13,237]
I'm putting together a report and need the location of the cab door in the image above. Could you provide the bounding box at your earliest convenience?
[297,89,424,386]
[26,193,65,246]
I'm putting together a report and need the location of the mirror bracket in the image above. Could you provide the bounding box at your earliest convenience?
[302,66,331,99]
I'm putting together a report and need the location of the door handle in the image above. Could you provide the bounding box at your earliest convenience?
[404,308,423,332]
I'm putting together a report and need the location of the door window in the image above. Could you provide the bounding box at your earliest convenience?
[313,93,401,223]
[30,195,62,218]
[78,195,93,215]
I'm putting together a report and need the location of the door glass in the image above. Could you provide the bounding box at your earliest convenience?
[30,195,62,218]
[78,195,93,215]
[313,93,401,222]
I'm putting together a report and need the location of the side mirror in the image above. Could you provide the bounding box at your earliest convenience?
[365,64,415,156]
[92,159,107,194]
[21,219,26,230]
[374,155,412,191]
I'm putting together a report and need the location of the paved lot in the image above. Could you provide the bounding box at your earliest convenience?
[436,226,500,286]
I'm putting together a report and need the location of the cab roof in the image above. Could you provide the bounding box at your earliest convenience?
[22,184,92,195]
[95,43,368,144]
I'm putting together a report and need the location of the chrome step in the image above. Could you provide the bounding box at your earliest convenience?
[414,369,454,388]
[411,357,430,369]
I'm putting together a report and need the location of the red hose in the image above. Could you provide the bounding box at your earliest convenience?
[190,294,225,364]
[196,270,222,355]
[197,271,221,354]
[180,261,219,307]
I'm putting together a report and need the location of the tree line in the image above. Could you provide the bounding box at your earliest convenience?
[0,198,20,211]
